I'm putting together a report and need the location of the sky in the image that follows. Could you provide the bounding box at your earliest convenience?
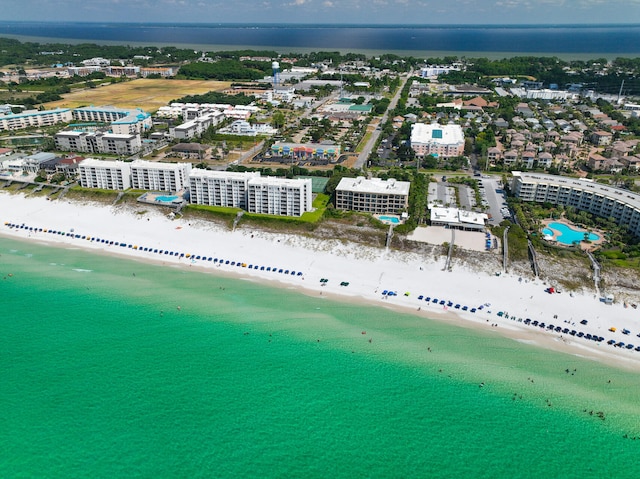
[3,0,640,25]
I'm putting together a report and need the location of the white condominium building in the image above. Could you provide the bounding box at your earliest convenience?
[0,108,72,131]
[247,177,312,217]
[170,111,226,140]
[511,171,640,238]
[130,160,192,192]
[410,123,465,159]
[189,170,261,209]
[78,158,131,190]
[335,177,410,214]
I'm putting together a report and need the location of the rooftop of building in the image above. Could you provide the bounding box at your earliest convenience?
[130,160,190,171]
[336,176,411,196]
[189,169,261,180]
[79,158,131,168]
[410,123,464,145]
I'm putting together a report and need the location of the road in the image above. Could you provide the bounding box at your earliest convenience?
[354,71,412,170]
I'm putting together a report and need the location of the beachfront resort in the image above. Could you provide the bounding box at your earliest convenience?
[1,44,640,302]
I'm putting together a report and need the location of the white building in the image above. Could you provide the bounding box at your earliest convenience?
[189,169,260,209]
[217,120,278,137]
[170,111,226,140]
[420,65,462,78]
[81,57,110,67]
[511,171,640,238]
[78,158,131,190]
[55,131,142,156]
[130,160,192,192]
[410,123,465,159]
[335,177,410,214]
[247,177,312,217]
[0,108,72,131]
[430,206,487,230]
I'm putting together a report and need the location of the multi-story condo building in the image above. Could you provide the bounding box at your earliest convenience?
[72,106,152,134]
[78,158,131,190]
[247,177,312,217]
[55,131,142,156]
[170,112,226,140]
[0,108,72,131]
[335,177,410,214]
[189,170,261,209]
[130,160,192,192]
[410,123,465,159]
[511,171,640,238]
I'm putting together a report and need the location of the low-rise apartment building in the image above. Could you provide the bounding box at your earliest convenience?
[0,108,72,131]
[511,171,640,238]
[55,131,142,156]
[72,106,152,134]
[335,177,410,214]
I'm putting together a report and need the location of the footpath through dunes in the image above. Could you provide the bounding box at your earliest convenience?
[44,78,231,111]
[2,191,640,371]
[2,235,640,478]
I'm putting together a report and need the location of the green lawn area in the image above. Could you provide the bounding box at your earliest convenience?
[183,193,330,226]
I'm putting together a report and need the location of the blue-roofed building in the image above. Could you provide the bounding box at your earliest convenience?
[72,106,152,135]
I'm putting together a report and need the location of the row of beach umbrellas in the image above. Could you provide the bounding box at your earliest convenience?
[3,222,304,277]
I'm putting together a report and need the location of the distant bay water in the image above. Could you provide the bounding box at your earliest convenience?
[0,22,639,58]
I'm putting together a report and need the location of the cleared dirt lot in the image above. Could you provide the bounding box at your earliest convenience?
[45,79,231,112]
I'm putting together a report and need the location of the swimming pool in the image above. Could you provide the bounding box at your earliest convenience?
[379,215,400,224]
[156,195,179,203]
[543,222,600,245]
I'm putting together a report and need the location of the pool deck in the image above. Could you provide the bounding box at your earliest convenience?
[137,192,185,207]
[541,219,604,251]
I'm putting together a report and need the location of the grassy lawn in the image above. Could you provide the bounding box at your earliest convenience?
[183,193,330,228]
[44,79,231,112]
[356,129,373,154]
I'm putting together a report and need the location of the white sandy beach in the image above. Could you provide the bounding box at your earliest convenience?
[2,191,640,369]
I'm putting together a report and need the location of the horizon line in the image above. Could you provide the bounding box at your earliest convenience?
[2,20,640,28]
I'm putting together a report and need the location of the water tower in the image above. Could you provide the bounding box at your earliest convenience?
[272,61,280,88]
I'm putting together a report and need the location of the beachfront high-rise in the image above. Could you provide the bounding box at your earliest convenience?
[189,170,312,216]
[511,171,640,238]
[78,158,131,190]
[130,160,192,192]
[246,177,312,217]
[335,177,410,215]
[410,123,465,159]
[188,169,260,209]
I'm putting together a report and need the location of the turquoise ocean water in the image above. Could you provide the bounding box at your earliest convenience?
[2,235,640,478]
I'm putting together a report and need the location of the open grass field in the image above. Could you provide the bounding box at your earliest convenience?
[44,79,231,112]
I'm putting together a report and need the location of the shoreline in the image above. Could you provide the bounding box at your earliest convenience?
[0,33,638,61]
[2,191,640,371]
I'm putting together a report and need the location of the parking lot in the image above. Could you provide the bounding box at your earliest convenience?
[478,176,510,225]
